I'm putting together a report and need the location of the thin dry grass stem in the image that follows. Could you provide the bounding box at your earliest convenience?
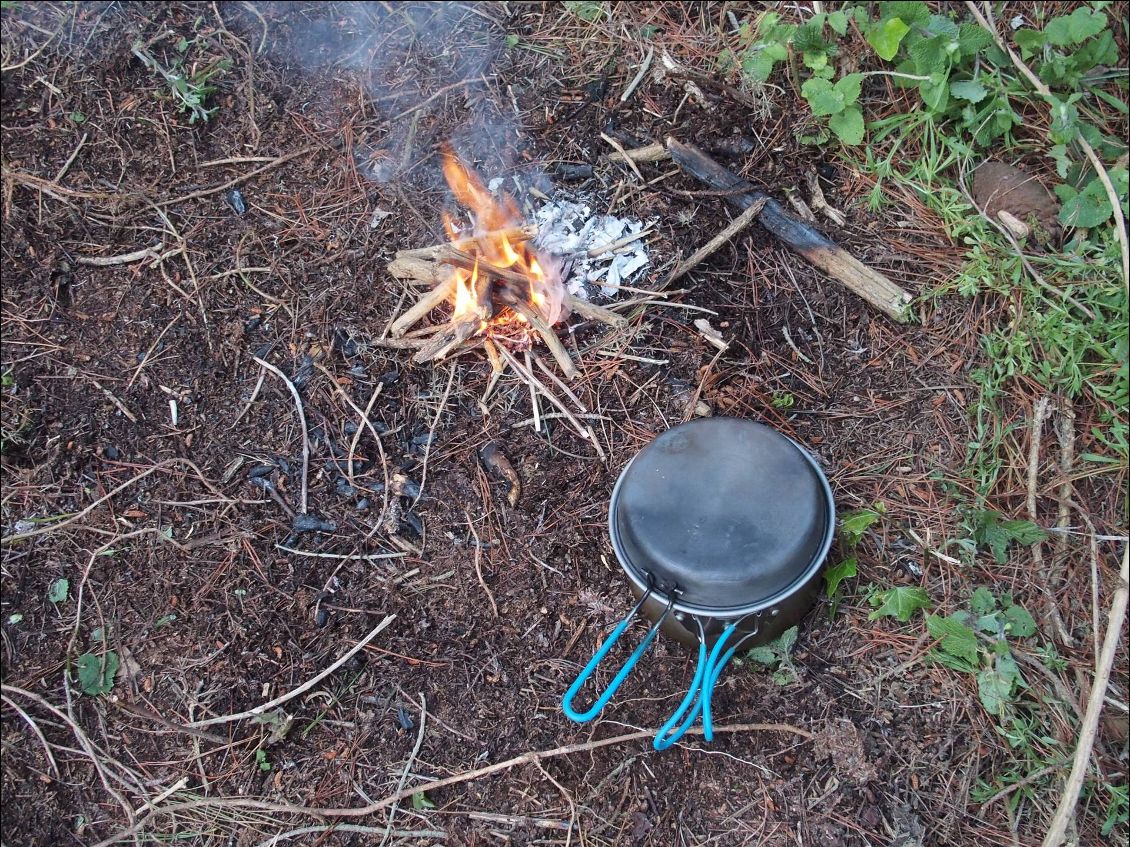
[415,363,456,508]
[378,693,428,847]
[252,355,309,515]
[2,684,141,837]
[465,509,498,619]
[186,615,396,729]
[0,691,61,778]
[91,722,812,846]
[497,346,606,460]
[274,545,404,562]
[231,362,267,428]
[314,362,392,526]
[1041,547,1130,847]
[1,457,229,544]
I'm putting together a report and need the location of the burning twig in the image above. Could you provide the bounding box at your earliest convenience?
[507,298,576,379]
[666,138,913,322]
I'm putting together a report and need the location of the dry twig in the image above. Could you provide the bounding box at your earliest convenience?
[186,616,396,728]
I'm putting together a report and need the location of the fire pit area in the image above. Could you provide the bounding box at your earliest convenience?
[3,4,1124,847]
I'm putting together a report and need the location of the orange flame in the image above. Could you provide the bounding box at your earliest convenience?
[441,147,565,329]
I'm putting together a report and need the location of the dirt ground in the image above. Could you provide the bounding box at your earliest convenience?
[2,4,1126,847]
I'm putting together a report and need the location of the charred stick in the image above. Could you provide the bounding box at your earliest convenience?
[666,138,912,322]
[444,251,527,288]
[389,277,456,337]
[472,262,494,322]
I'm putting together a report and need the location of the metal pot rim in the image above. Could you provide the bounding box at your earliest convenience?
[607,422,835,620]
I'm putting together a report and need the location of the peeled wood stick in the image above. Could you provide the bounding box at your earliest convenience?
[412,318,479,363]
[565,293,627,328]
[507,299,577,379]
[395,226,534,259]
[389,277,455,337]
[666,138,912,322]
[604,141,670,164]
[387,255,448,285]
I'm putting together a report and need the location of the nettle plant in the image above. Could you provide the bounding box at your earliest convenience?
[927,587,1037,719]
[727,2,1127,224]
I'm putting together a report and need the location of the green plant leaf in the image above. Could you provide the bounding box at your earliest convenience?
[504,33,519,48]
[926,614,979,666]
[801,77,844,116]
[827,11,848,37]
[840,508,882,545]
[955,23,993,57]
[949,79,987,103]
[867,17,910,61]
[741,50,777,84]
[824,557,857,598]
[970,587,997,615]
[76,651,119,695]
[562,1,604,23]
[868,586,931,622]
[834,73,863,105]
[971,511,1046,563]
[977,667,1013,716]
[829,106,865,145]
[48,578,69,604]
[744,644,778,666]
[1013,28,1046,57]
[1043,8,1106,47]
[1057,178,1114,228]
[885,2,930,27]
[411,791,436,810]
[1002,604,1037,638]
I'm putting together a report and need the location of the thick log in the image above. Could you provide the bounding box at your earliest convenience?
[666,138,912,322]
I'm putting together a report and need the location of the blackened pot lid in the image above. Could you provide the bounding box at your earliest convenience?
[609,418,835,617]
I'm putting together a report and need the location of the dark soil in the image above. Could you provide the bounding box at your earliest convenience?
[2,4,1124,847]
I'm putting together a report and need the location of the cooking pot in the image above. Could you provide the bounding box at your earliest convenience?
[561,418,835,749]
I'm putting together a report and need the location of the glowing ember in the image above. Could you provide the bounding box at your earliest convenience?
[441,148,566,333]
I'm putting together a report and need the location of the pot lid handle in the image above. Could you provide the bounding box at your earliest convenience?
[561,589,673,724]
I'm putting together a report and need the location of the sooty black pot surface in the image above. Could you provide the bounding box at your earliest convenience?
[609,418,835,619]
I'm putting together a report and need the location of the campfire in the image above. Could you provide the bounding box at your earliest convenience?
[384,149,631,382]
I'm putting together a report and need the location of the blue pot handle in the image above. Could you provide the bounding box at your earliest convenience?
[653,621,741,750]
[562,590,672,724]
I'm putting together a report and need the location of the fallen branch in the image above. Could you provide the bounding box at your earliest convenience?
[565,293,627,328]
[666,138,913,321]
[508,299,577,379]
[388,277,456,337]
